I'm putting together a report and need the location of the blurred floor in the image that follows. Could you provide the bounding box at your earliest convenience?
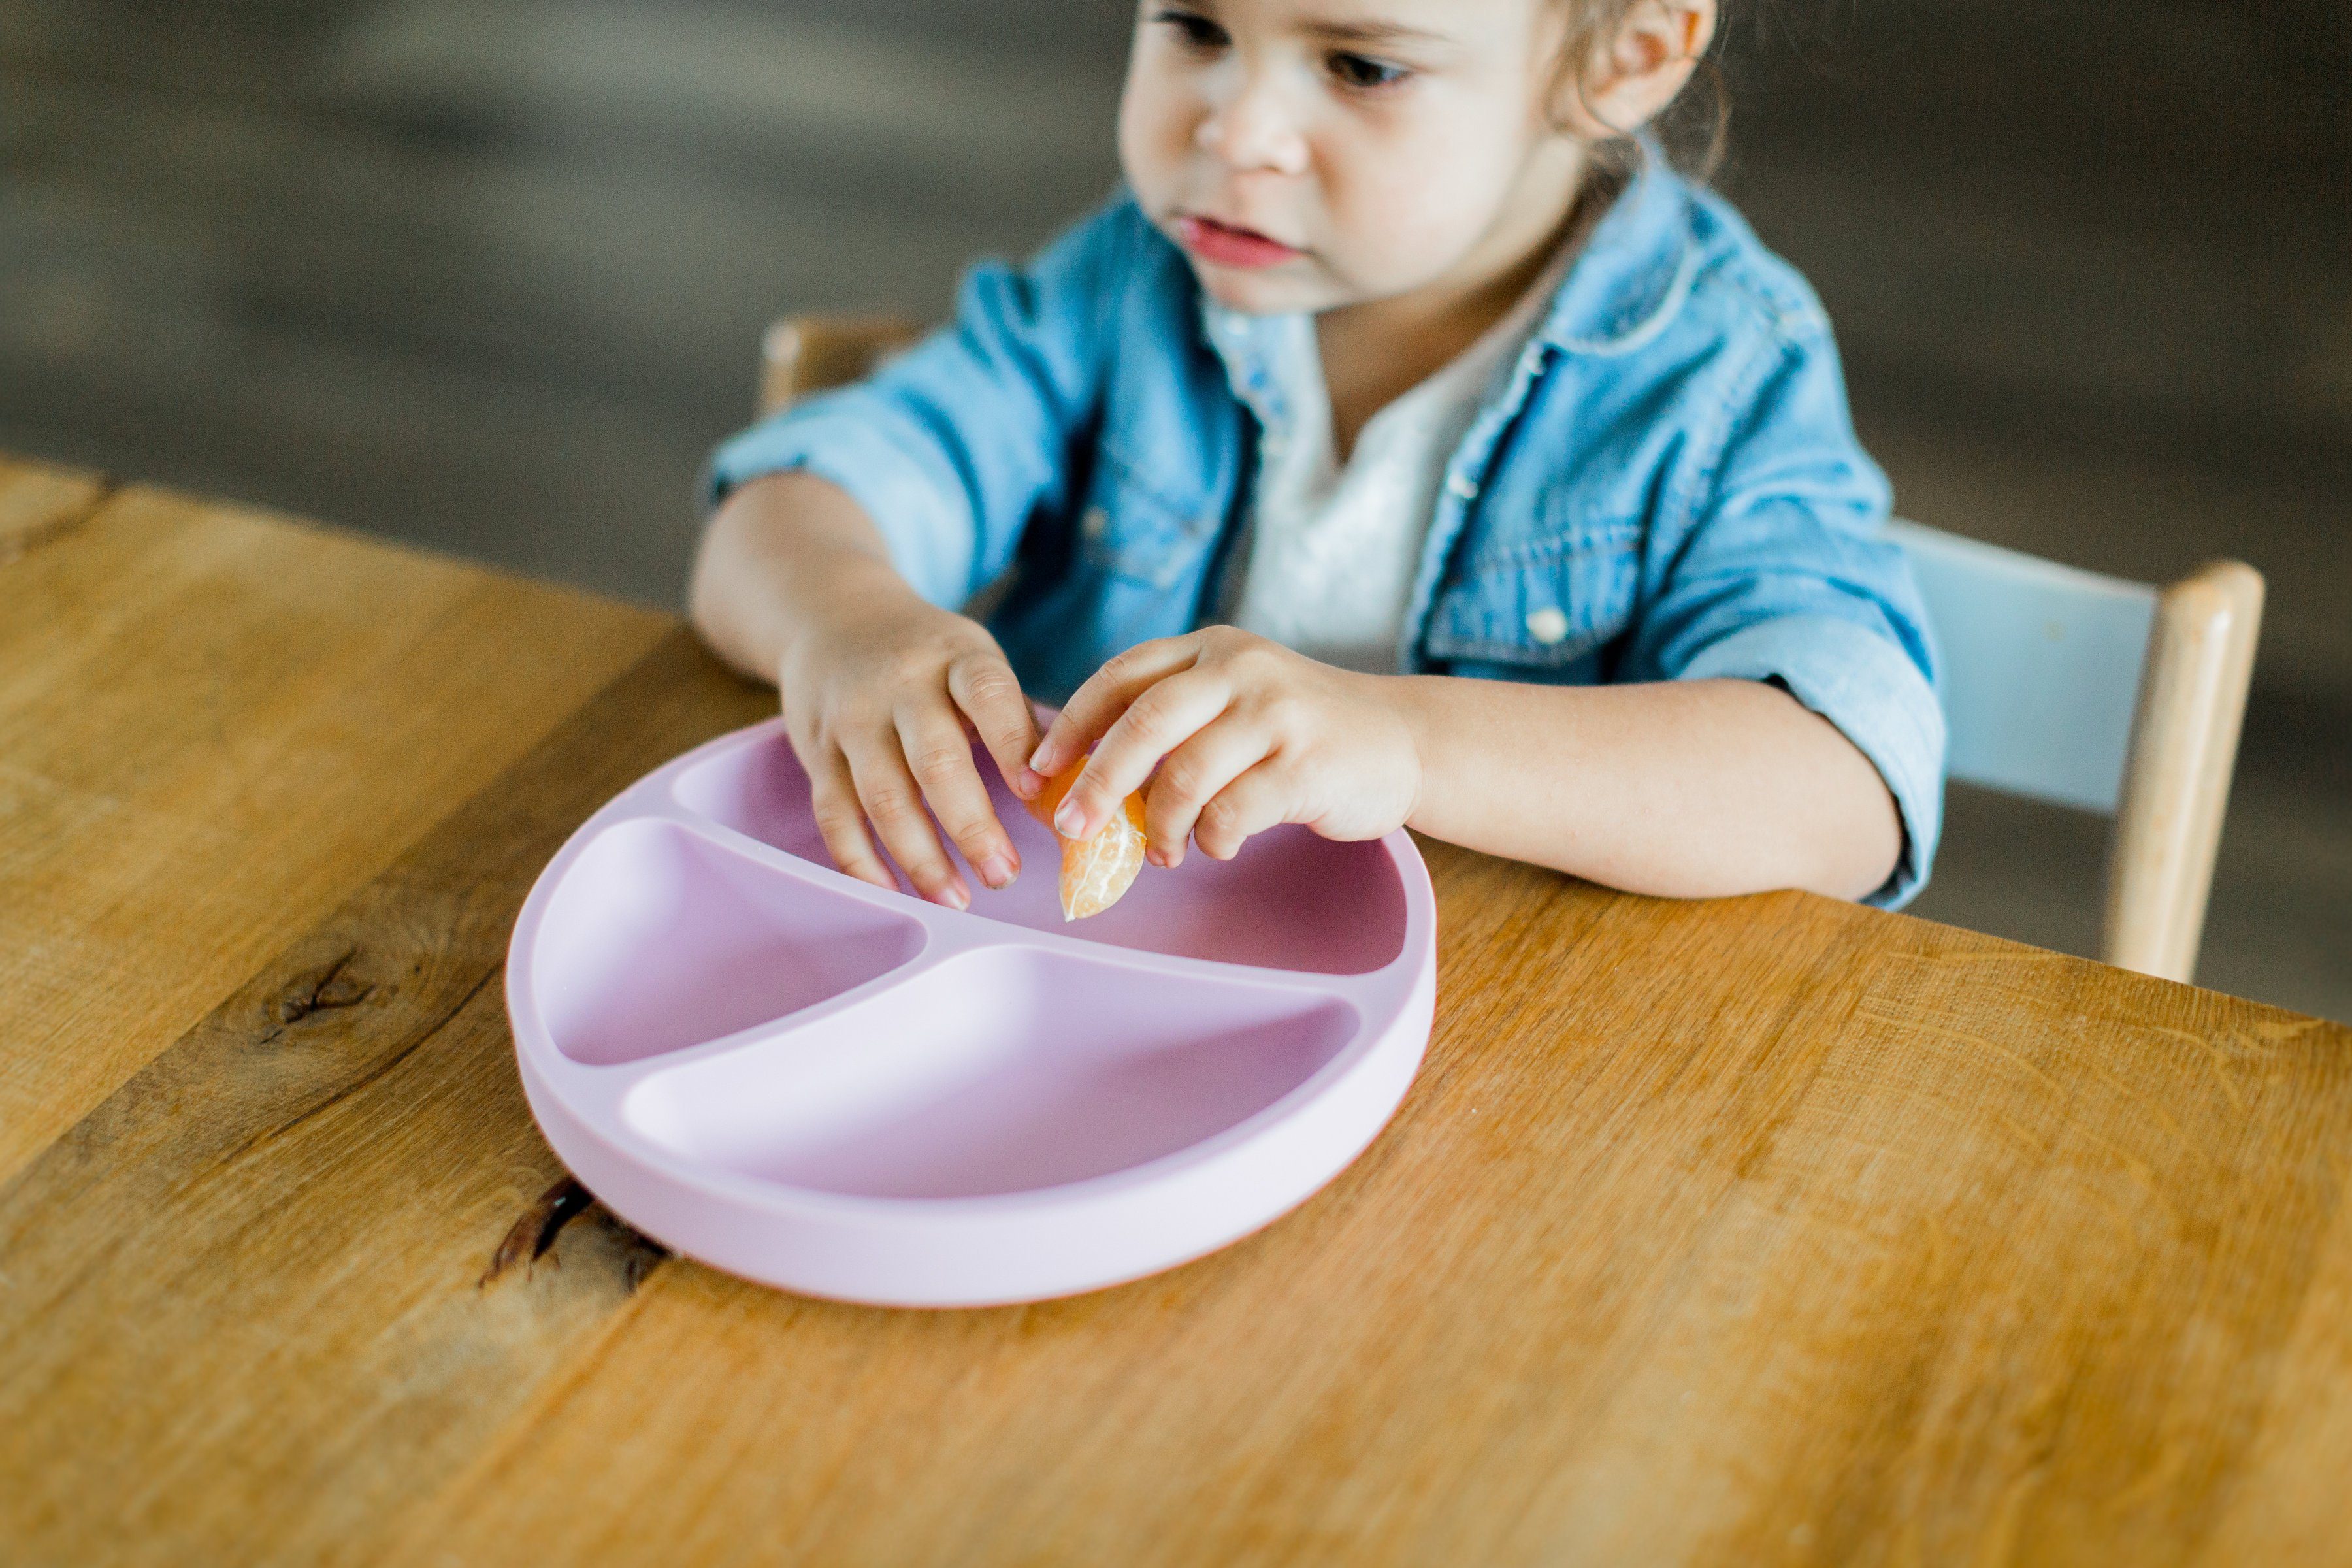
[2,0,2344,1019]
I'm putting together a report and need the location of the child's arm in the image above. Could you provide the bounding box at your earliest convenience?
[690,470,1045,909]
[1028,627,1899,902]
[1394,666,1901,900]
[689,199,1154,905]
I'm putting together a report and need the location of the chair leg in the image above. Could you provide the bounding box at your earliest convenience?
[2102,560,2264,982]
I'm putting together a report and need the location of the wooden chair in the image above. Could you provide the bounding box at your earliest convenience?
[1887,521,2262,983]
[759,315,921,417]
[758,316,2266,983]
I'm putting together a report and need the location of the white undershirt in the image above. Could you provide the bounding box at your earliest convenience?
[1213,239,1576,674]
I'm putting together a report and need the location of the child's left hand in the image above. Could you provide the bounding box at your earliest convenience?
[1027,627,1423,868]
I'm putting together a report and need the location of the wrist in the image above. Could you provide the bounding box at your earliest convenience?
[773,543,924,649]
[1384,674,1450,837]
[722,467,921,632]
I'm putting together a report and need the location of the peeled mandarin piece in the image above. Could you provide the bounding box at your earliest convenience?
[1061,791,1148,923]
[1026,765,1149,921]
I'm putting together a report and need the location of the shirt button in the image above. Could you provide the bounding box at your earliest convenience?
[1081,506,1109,538]
[1446,472,1480,500]
[1526,607,1570,645]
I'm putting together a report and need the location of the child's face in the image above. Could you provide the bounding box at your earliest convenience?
[1118,0,1583,316]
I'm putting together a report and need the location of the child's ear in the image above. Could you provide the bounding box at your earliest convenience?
[1552,0,1716,141]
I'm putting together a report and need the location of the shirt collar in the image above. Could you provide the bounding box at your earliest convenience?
[1531,135,1701,357]
[1198,293,1304,433]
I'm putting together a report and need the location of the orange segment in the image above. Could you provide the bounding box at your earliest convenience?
[1026,765,1149,921]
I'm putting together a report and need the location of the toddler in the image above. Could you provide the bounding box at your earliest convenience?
[689,0,1944,915]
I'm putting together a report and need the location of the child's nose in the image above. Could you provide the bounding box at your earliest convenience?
[1195,73,1309,178]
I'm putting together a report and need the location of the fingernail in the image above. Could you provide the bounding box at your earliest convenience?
[1013,767,1045,800]
[1054,800,1086,838]
[978,854,1014,889]
[1146,847,1166,869]
[941,881,970,911]
[1028,743,1054,772]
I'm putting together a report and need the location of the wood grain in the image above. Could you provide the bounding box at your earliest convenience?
[391,872,2352,1568]
[0,454,110,563]
[2193,1158,2352,1564]
[0,484,668,1183]
[0,627,774,1567]
[7,466,2351,1567]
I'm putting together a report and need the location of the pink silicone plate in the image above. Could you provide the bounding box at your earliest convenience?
[506,717,1437,1307]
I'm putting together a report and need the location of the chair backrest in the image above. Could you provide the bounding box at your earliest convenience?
[759,315,920,417]
[1886,520,2157,813]
[1886,519,2262,983]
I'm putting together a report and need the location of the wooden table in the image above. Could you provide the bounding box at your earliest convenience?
[4,454,2349,1567]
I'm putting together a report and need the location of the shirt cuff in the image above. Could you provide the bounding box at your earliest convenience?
[1678,615,1946,909]
[702,402,975,609]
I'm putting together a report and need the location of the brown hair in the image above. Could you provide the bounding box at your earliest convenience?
[1548,0,1731,183]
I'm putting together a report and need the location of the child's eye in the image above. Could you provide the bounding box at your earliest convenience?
[1152,8,1230,52]
[1326,52,1409,91]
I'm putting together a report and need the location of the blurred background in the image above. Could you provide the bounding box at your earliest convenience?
[1,0,2344,1019]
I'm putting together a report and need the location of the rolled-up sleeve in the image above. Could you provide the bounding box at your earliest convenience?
[702,195,1137,609]
[1624,319,1945,907]
[1680,615,1945,907]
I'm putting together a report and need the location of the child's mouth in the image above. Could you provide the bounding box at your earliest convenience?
[1175,215,1302,270]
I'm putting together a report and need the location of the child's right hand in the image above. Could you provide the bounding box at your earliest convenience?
[775,586,1045,910]
[687,470,1045,909]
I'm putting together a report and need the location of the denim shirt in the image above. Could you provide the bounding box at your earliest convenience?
[708,146,1946,906]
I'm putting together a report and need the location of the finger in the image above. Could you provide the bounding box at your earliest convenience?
[798,743,900,892]
[896,700,1022,891]
[945,651,1045,802]
[1192,759,1297,862]
[1141,717,1270,868]
[1029,635,1202,779]
[841,730,972,910]
[1056,666,1233,842]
